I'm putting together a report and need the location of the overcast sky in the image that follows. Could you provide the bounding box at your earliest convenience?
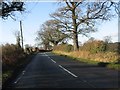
[0,2,118,47]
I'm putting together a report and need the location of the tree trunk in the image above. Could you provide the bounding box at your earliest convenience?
[44,44,47,50]
[72,8,79,51]
[73,32,79,51]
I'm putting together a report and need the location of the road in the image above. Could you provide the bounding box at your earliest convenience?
[8,52,119,88]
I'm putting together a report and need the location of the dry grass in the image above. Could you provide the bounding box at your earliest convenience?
[53,50,119,63]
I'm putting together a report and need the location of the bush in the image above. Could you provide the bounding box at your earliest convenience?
[2,43,25,71]
[53,44,73,52]
[80,40,106,53]
[106,42,119,52]
[2,43,27,83]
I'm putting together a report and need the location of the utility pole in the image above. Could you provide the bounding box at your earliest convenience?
[20,20,23,49]
[115,1,120,54]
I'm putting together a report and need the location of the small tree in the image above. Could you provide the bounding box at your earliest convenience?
[114,1,120,17]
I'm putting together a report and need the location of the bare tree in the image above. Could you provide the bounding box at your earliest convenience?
[36,19,68,49]
[114,1,120,17]
[36,31,50,50]
[103,36,112,43]
[0,0,25,19]
[50,0,115,51]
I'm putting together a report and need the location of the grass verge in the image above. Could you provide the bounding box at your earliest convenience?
[53,51,120,70]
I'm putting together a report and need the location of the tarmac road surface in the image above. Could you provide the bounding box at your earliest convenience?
[7,52,119,88]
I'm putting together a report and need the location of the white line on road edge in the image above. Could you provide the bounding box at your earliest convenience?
[14,70,25,84]
[14,74,23,84]
[58,65,78,78]
[14,77,21,84]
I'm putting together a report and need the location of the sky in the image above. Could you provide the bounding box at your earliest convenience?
[0,2,119,47]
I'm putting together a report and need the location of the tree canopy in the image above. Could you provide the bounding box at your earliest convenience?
[0,1,25,19]
[36,19,68,50]
[50,0,116,50]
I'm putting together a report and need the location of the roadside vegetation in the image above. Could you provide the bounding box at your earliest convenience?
[2,44,26,84]
[2,40,48,85]
[2,31,37,85]
[1,1,120,85]
[53,39,120,70]
[34,1,119,70]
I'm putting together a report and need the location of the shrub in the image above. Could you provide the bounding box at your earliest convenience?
[106,42,119,52]
[2,43,25,71]
[53,44,73,52]
[2,43,27,83]
[80,40,106,53]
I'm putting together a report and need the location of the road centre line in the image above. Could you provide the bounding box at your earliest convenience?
[44,52,78,78]
[47,56,56,63]
[50,59,56,63]
[44,53,95,87]
[58,65,78,78]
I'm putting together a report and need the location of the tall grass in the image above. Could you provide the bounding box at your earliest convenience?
[2,43,26,83]
[53,40,119,70]
[53,50,119,63]
[53,50,120,70]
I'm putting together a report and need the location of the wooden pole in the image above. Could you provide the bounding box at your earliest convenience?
[20,21,23,49]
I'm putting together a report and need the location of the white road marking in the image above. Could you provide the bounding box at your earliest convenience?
[50,59,56,63]
[44,52,78,78]
[44,53,56,63]
[58,65,78,78]
[14,74,23,84]
[22,71,26,74]
[44,53,48,56]
[14,70,26,84]
[48,57,51,59]
[82,79,96,88]
[14,77,21,84]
